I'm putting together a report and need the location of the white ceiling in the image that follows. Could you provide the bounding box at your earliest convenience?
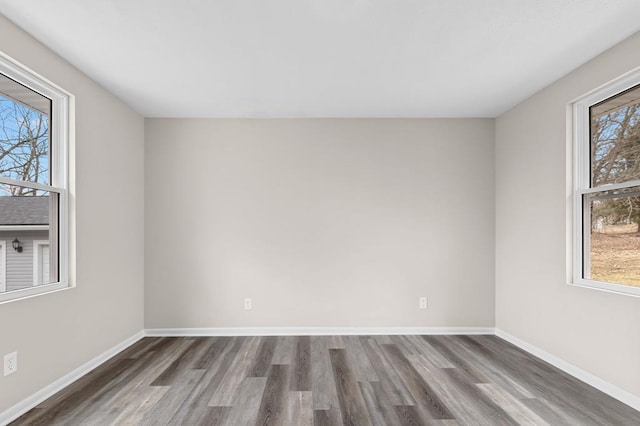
[0,1,639,118]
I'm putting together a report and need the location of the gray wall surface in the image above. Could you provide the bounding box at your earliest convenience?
[0,13,145,413]
[145,118,496,328]
[495,32,640,399]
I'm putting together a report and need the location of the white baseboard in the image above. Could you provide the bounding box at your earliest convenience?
[0,331,145,426]
[495,328,640,412]
[144,326,496,337]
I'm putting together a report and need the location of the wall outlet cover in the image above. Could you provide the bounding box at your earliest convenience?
[4,352,17,376]
[419,297,428,310]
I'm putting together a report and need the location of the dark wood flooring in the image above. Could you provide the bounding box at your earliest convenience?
[12,335,640,425]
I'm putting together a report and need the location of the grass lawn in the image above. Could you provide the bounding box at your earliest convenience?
[590,224,640,287]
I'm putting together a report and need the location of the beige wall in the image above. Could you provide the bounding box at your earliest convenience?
[145,118,495,328]
[495,32,640,398]
[0,14,145,412]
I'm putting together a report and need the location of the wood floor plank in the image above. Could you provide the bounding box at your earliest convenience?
[51,349,162,423]
[460,335,570,397]
[442,367,519,425]
[313,409,332,426]
[290,336,311,391]
[469,336,606,421]
[406,354,497,426]
[359,381,401,426]
[223,377,267,426]
[361,337,415,406]
[391,335,420,356]
[167,337,243,424]
[271,336,295,364]
[285,391,314,426]
[312,406,348,425]
[465,335,631,424]
[382,343,454,421]
[372,335,394,344]
[344,336,378,382]
[11,355,137,424]
[80,340,194,424]
[249,336,277,377]
[116,337,159,360]
[521,396,598,425]
[329,335,346,349]
[12,334,640,426]
[120,337,175,362]
[423,335,492,383]
[476,383,548,426]
[310,335,340,410]
[129,339,196,388]
[255,364,290,425]
[108,386,168,426]
[402,335,456,369]
[329,348,373,426]
[150,337,210,385]
[449,335,536,399]
[208,336,262,406]
[393,404,428,426]
[140,369,206,424]
[195,406,231,426]
[193,336,231,370]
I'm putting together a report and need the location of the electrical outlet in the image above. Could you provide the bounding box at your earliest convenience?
[419,297,428,310]
[244,298,252,311]
[4,352,17,376]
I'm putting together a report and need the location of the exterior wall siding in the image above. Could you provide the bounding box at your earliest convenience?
[0,229,49,292]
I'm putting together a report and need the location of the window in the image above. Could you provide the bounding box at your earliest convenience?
[572,69,640,296]
[0,51,71,303]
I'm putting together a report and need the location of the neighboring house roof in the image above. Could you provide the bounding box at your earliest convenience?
[0,196,49,225]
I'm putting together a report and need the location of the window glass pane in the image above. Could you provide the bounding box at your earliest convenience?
[0,183,58,293]
[590,84,640,187]
[0,73,51,185]
[585,186,640,287]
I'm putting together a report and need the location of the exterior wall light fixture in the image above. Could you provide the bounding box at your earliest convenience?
[12,238,23,253]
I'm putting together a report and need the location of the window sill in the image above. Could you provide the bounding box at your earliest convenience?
[569,279,640,298]
[0,281,73,305]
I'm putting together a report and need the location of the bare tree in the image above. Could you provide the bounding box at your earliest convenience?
[0,96,50,195]
[591,103,640,232]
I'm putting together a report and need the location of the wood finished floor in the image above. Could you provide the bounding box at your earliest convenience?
[12,335,640,425]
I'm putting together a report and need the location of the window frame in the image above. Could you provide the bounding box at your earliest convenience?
[0,240,5,292]
[571,67,640,297]
[0,51,72,304]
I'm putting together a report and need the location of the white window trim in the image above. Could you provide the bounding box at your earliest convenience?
[0,240,5,292]
[0,50,73,304]
[33,240,49,287]
[571,66,640,297]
